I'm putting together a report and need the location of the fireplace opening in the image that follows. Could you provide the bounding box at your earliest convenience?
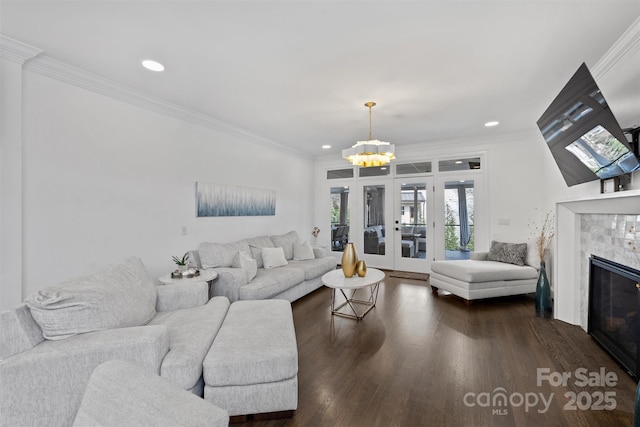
[588,255,640,380]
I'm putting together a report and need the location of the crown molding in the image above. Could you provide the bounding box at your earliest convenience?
[592,16,640,79]
[399,129,541,155]
[24,55,310,158]
[0,35,43,64]
[2,35,311,159]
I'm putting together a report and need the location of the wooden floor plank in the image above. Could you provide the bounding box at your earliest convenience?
[233,275,637,426]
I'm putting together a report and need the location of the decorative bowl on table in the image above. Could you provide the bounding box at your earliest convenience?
[171,268,200,279]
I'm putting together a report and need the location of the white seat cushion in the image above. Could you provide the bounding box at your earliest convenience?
[238,267,305,300]
[430,260,537,283]
[149,296,230,390]
[203,300,297,387]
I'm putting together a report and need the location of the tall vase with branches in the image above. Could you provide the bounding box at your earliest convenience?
[529,210,555,318]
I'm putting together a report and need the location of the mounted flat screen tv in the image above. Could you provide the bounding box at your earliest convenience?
[536,63,639,187]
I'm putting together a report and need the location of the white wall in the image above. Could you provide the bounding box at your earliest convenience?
[1,70,314,308]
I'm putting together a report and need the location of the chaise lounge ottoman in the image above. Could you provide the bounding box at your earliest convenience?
[430,240,539,302]
[203,299,298,419]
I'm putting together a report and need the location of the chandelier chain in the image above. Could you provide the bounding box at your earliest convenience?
[369,105,373,140]
[365,101,376,141]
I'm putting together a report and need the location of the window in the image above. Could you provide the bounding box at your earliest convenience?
[327,168,354,179]
[396,161,432,175]
[359,166,391,177]
[439,157,481,172]
[444,180,474,256]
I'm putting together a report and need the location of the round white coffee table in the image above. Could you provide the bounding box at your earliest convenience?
[321,268,384,320]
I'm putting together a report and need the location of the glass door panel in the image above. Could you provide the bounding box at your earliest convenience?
[399,183,426,259]
[394,179,433,272]
[363,185,386,256]
[330,186,350,252]
[444,180,474,260]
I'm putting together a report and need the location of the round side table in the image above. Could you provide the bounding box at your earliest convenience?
[158,270,218,298]
[158,269,217,285]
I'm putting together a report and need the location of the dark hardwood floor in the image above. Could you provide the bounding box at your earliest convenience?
[237,274,637,427]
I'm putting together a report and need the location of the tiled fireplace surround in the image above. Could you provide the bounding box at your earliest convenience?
[555,190,640,330]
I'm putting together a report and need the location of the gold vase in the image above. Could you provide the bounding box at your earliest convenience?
[341,242,358,278]
[356,260,367,277]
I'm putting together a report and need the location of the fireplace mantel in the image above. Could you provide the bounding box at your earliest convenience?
[555,189,640,329]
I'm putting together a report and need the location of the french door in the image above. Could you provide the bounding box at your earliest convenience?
[353,178,434,273]
[326,157,485,273]
[393,178,434,272]
[359,182,394,270]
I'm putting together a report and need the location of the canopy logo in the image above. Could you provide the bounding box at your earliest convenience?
[463,367,618,416]
[463,388,553,415]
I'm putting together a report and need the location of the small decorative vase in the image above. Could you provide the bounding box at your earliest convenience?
[535,261,552,318]
[341,242,358,278]
[356,260,367,277]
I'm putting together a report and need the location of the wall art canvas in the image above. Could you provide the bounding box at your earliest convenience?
[196,182,276,217]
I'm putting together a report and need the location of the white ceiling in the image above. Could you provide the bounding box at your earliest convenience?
[2,1,639,157]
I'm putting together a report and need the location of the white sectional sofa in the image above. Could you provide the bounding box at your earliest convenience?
[0,256,299,426]
[0,256,226,426]
[191,230,337,302]
[430,239,539,301]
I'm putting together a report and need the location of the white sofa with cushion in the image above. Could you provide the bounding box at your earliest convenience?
[0,256,229,427]
[430,238,539,301]
[191,230,337,302]
[1,255,300,426]
[73,360,229,427]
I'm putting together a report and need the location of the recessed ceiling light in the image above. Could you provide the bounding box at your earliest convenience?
[484,121,499,127]
[455,160,463,164]
[322,145,331,149]
[141,59,165,72]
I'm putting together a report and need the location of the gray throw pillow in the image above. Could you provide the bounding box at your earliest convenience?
[199,242,237,268]
[262,247,288,269]
[293,241,315,261]
[487,241,527,266]
[231,250,258,281]
[243,235,274,268]
[270,231,299,260]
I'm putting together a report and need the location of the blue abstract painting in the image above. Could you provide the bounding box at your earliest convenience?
[196,182,276,217]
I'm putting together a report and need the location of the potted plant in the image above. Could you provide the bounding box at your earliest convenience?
[172,252,190,270]
[171,252,198,278]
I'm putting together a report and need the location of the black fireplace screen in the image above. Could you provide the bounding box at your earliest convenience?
[588,255,640,380]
